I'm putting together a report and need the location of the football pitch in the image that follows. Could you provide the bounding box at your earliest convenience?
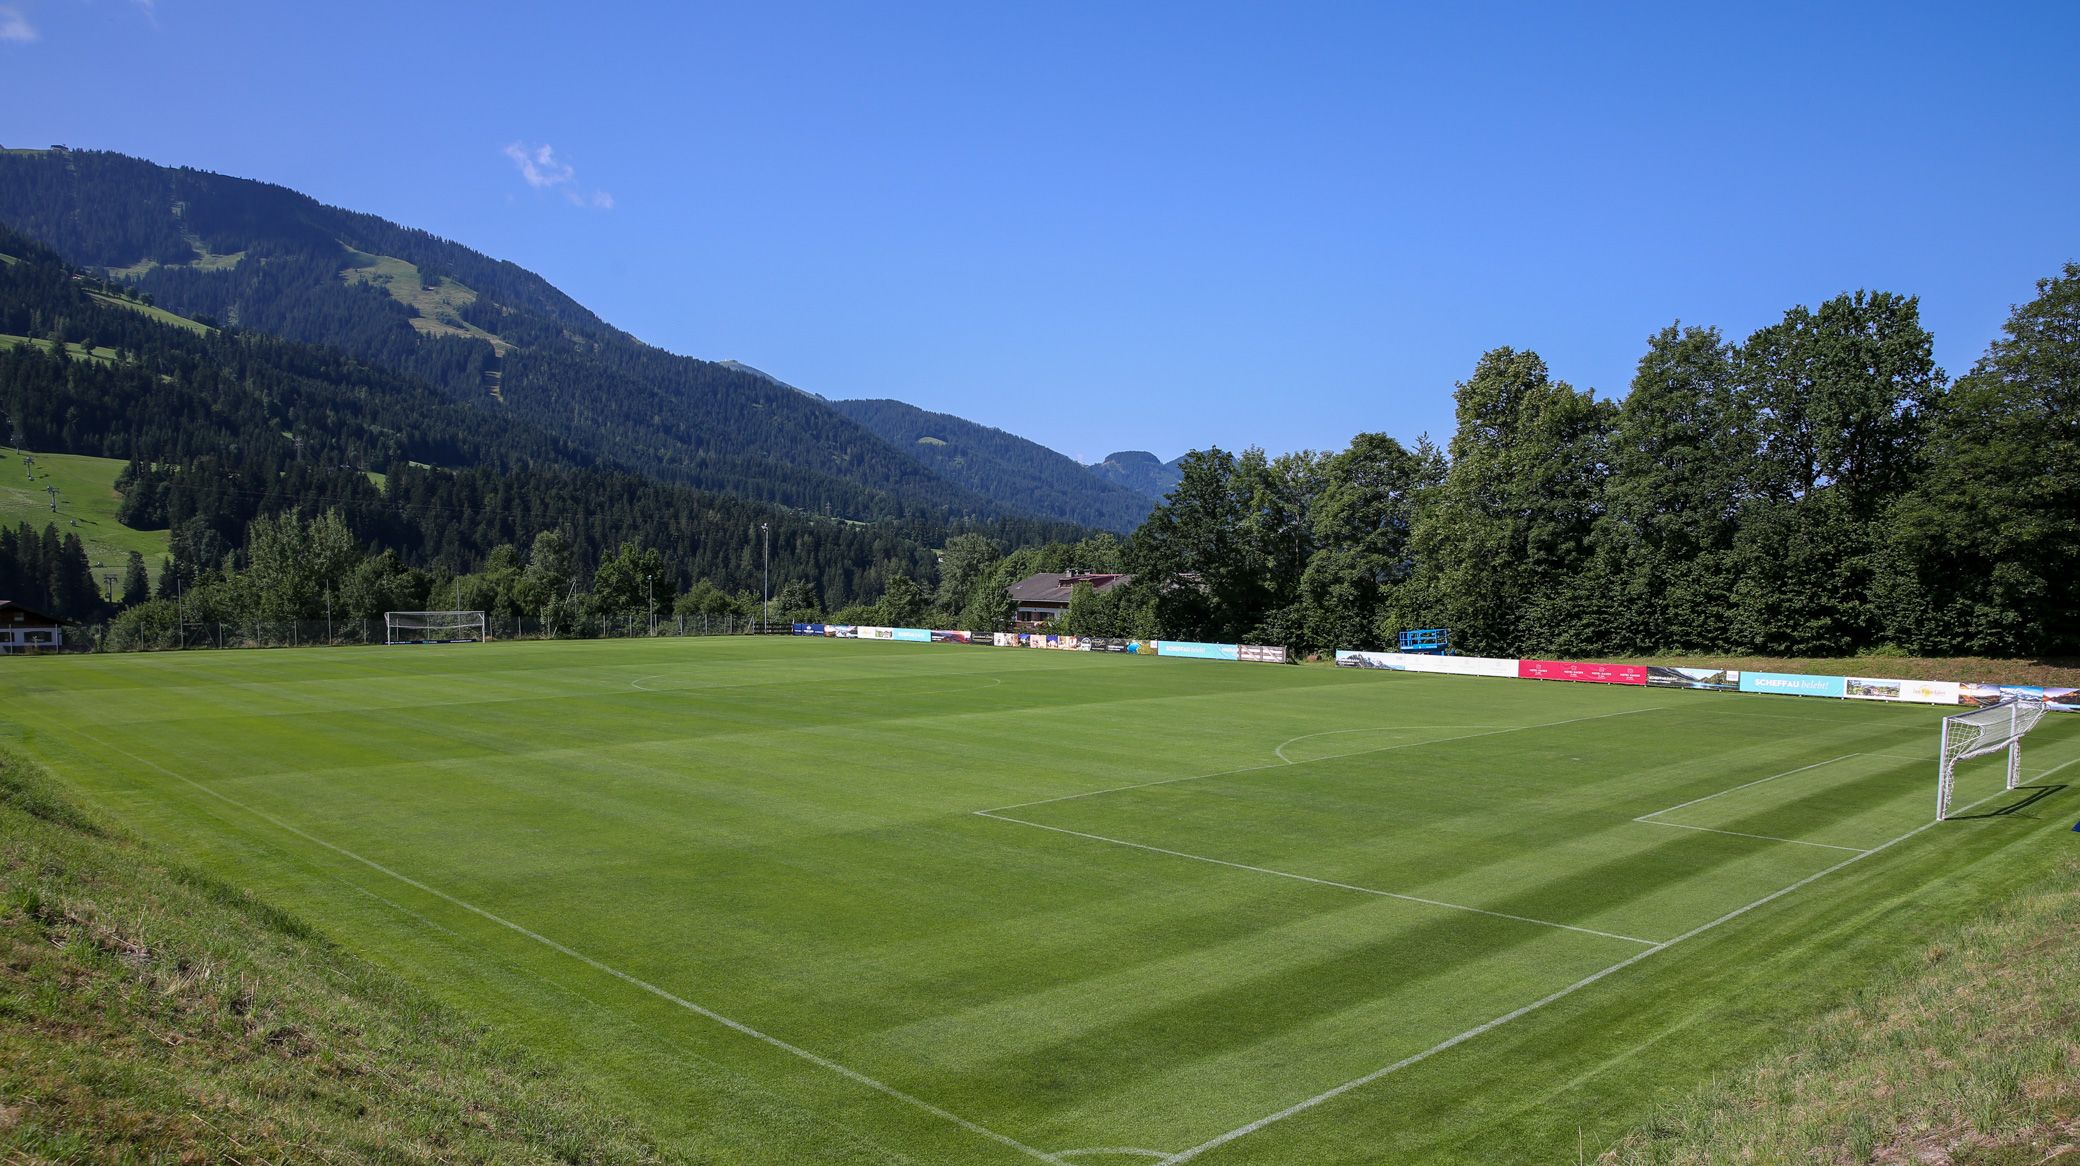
[3,638,2075,1163]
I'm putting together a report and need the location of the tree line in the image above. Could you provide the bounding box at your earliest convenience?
[881,269,2073,659]
[1074,268,2075,658]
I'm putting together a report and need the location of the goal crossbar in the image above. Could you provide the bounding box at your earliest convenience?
[385,610,487,645]
[1936,697,2046,819]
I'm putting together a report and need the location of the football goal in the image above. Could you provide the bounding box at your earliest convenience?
[1936,697,2047,819]
[385,610,487,645]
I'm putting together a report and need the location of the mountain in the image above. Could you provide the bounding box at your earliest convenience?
[1088,450,1185,501]
[715,360,823,399]
[0,149,1103,527]
[0,223,1078,607]
[827,399,1154,532]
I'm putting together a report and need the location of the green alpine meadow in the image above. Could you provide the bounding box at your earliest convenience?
[4,636,2072,1163]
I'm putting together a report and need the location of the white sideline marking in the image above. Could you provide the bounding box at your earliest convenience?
[975,812,1659,946]
[2033,757,2079,782]
[66,728,1067,1166]
[1149,783,2031,1165]
[1056,1150,1170,1160]
[982,706,1671,815]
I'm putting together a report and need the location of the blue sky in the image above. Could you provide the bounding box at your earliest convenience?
[4,1,2076,463]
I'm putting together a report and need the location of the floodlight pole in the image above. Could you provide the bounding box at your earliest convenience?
[760,523,770,632]
[647,575,654,636]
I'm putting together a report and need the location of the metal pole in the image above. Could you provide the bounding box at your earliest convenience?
[761,522,770,632]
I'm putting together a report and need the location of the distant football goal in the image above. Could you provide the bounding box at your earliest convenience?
[1936,697,2047,819]
[385,610,487,645]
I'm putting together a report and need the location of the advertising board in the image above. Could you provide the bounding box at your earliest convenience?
[1960,683,2079,712]
[930,630,972,644]
[1843,677,1960,706]
[1738,671,1848,698]
[1238,644,1289,663]
[1333,651,1520,678]
[890,627,932,642]
[1645,666,1741,691]
[1518,659,1649,686]
[1156,640,1241,661]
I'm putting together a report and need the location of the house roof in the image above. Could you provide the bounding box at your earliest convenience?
[1006,572,1133,606]
[0,599,66,625]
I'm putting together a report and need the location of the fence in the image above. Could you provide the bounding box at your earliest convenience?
[78,613,785,653]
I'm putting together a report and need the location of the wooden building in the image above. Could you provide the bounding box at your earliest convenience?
[0,599,65,653]
[1005,571,1132,627]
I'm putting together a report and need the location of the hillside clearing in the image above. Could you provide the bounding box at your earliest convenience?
[0,448,169,568]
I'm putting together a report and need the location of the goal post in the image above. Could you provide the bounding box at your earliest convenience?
[1936,697,2047,820]
[385,610,487,645]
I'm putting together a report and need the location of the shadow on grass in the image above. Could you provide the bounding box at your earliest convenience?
[1947,783,2067,820]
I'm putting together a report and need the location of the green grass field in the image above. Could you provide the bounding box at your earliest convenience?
[1,638,2073,1164]
[0,448,169,569]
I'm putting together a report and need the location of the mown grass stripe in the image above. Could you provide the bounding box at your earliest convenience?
[61,724,1070,1166]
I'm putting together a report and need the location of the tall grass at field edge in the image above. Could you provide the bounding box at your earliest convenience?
[0,745,679,1165]
[1600,855,2080,1165]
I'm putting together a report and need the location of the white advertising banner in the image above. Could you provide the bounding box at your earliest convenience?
[1334,650,1518,679]
[1844,677,1962,706]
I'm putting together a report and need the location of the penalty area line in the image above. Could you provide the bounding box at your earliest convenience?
[981,705,1672,815]
[1149,782,2025,1165]
[63,727,1068,1166]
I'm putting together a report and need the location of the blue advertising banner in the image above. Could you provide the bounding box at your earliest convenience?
[891,627,932,642]
[1738,671,1849,699]
[1156,640,1241,661]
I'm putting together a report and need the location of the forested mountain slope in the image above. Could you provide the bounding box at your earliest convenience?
[0,149,1090,524]
[0,225,1081,614]
[829,398,1154,531]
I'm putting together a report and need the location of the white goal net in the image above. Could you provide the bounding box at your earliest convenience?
[1936,697,2046,819]
[385,610,487,645]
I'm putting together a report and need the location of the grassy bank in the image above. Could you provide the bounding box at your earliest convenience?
[0,745,674,1164]
[1602,855,2080,1165]
[1600,655,2080,687]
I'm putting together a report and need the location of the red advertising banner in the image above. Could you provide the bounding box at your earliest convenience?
[1517,659,1649,686]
